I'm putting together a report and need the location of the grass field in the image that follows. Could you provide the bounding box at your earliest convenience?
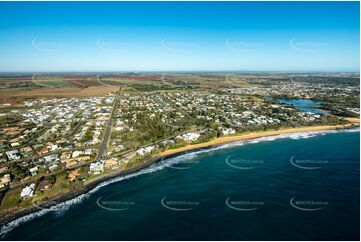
[0,187,21,210]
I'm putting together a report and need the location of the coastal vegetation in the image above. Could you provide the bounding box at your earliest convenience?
[0,72,359,224]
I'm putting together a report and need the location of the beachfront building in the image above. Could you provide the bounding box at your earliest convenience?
[221,128,236,135]
[104,159,119,170]
[20,183,36,198]
[89,161,104,175]
[68,169,80,181]
[176,133,200,142]
[136,146,155,156]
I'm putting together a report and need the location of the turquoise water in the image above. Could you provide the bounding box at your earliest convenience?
[1,130,360,240]
[279,99,326,114]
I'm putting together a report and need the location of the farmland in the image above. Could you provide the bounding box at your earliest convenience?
[0,72,359,109]
[0,71,359,228]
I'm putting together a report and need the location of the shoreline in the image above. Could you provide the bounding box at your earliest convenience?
[0,156,162,234]
[0,122,359,233]
[160,123,359,157]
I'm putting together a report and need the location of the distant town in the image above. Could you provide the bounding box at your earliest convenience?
[0,72,359,217]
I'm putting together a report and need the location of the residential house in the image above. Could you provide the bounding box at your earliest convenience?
[89,161,104,175]
[68,169,80,181]
[0,174,11,188]
[20,183,36,198]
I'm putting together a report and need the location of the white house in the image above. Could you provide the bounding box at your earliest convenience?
[89,161,104,175]
[136,146,155,156]
[176,133,200,142]
[222,128,236,135]
[5,150,21,161]
[20,183,36,198]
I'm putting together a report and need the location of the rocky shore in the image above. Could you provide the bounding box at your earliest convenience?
[0,122,359,234]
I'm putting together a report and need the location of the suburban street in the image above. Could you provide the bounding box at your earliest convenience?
[95,90,121,160]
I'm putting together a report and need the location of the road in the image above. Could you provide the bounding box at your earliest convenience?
[6,89,198,190]
[6,92,120,189]
[95,90,120,160]
[96,74,113,87]
[7,125,197,190]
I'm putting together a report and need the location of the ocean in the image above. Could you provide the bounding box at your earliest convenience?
[1,129,360,240]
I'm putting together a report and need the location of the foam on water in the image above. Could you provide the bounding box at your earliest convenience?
[0,160,173,237]
[1,127,359,237]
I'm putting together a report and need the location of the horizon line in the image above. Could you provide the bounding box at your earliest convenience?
[0,70,359,74]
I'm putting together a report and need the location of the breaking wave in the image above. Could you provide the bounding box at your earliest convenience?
[0,127,358,237]
[0,160,173,237]
[215,127,359,148]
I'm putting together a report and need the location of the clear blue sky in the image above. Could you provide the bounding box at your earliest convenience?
[0,1,359,72]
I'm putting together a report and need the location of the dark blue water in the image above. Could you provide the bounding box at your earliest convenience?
[2,131,359,240]
[279,99,326,114]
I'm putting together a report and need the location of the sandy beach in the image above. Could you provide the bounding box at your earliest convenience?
[160,122,360,157]
[0,120,359,231]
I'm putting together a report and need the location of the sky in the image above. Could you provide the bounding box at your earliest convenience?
[0,1,359,72]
